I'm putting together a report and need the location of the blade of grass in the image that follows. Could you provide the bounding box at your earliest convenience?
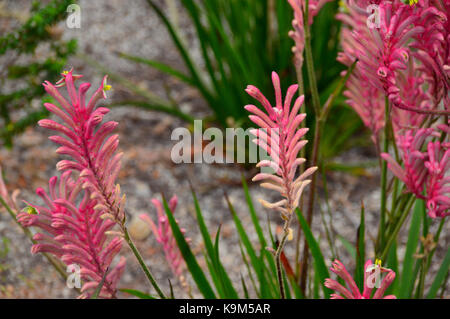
[117,52,195,86]
[225,193,272,298]
[120,288,156,299]
[191,188,238,298]
[355,202,365,291]
[398,199,423,298]
[213,224,239,298]
[296,208,331,298]
[426,247,450,299]
[162,197,216,298]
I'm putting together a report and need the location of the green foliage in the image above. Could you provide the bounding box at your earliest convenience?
[295,208,331,298]
[0,0,77,147]
[116,0,361,160]
[119,288,156,299]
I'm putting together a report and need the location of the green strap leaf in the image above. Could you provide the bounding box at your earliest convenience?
[191,190,238,298]
[296,208,331,298]
[355,202,365,291]
[398,199,423,298]
[117,51,195,86]
[120,288,156,299]
[162,197,216,299]
[426,247,450,299]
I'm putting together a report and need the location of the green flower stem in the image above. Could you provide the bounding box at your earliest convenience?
[415,256,427,298]
[425,218,446,271]
[377,96,390,254]
[298,0,322,293]
[294,59,305,280]
[275,215,293,299]
[122,225,167,299]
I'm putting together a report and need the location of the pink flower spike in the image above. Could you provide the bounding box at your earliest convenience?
[245,72,316,219]
[38,71,125,222]
[17,173,125,299]
[140,195,188,282]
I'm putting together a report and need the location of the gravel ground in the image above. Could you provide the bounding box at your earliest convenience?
[0,0,448,298]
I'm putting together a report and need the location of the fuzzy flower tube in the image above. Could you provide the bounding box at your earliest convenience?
[140,195,189,289]
[324,259,396,299]
[245,71,317,298]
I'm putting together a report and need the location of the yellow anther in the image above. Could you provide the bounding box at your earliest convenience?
[287,227,293,241]
[26,206,38,215]
[62,70,69,75]
[104,84,112,91]
[375,258,382,267]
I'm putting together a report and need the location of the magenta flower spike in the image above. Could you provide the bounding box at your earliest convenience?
[140,195,188,284]
[17,172,125,298]
[245,72,317,220]
[16,70,127,298]
[325,259,396,299]
[39,70,125,223]
[337,0,450,140]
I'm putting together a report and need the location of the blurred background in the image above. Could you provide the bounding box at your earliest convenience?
[0,0,447,298]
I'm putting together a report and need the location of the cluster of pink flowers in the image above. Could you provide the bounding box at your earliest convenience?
[338,1,449,217]
[325,259,396,299]
[338,0,449,136]
[140,195,187,281]
[288,0,332,67]
[17,70,126,298]
[382,125,449,218]
[245,72,317,219]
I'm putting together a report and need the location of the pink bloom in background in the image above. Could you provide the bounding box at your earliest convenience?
[17,172,125,298]
[337,0,449,140]
[0,165,19,212]
[140,195,188,285]
[288,0,332,67]
[325,259,396,299]
[245,72,316,219]
[424,140,450,218]
[337,1,386,141]
[381,126,449,218]
[17,70,127,298]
